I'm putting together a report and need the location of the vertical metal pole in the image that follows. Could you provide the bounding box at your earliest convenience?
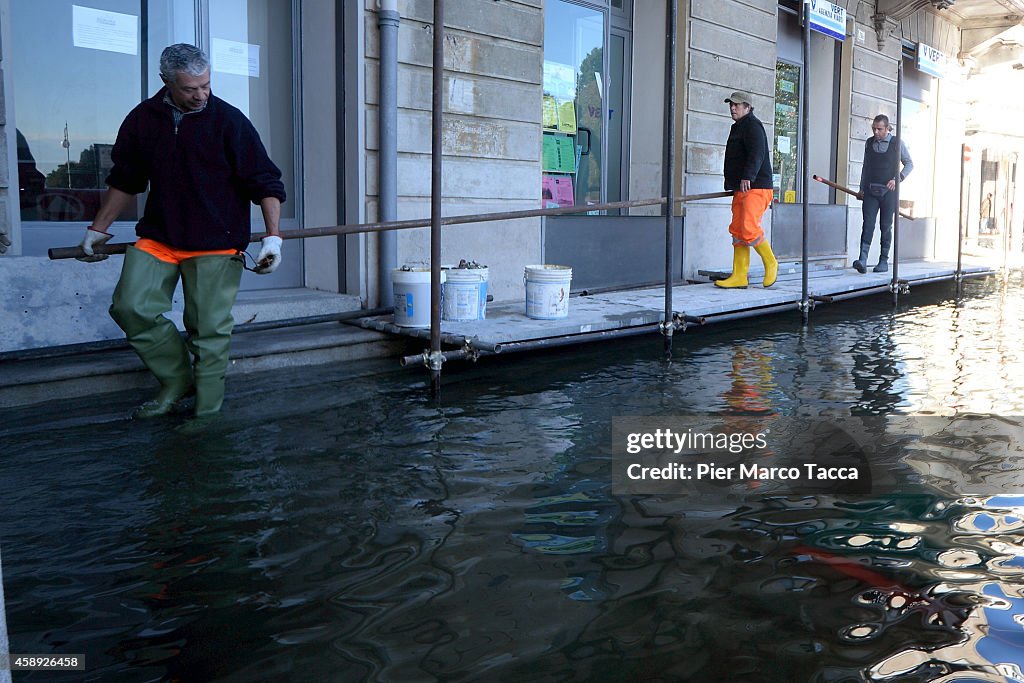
[430,0,445,396]
[378,1,401,307]
[1003,155,1012,276]
[957,143,965,284]
[892,61,903,305]
[663,0,678,359]
[800,1,810,323]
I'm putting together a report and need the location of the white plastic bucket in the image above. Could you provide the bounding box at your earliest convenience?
[524,264,572,320]
[442,267,485,322]
[392,268,445,328]
[475,267,490,320]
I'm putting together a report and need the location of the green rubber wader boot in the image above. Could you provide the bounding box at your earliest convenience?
[180,254,243,418]
[110,247,194,418]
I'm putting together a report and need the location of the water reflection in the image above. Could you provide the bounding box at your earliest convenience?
[3,278,1024,680]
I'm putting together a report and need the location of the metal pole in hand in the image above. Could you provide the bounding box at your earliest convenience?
[430,0,444,398]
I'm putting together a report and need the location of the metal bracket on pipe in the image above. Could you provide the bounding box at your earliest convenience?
[461,338,481,363]
[797,299,815,314]
[890,280,910,295]
[669,312,692,333]
[401,349,431,369]
[659,320,675,338]
[427,349,445,372]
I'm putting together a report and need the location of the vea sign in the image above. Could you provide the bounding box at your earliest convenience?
[917,43,948,78]
[807,0,846,41]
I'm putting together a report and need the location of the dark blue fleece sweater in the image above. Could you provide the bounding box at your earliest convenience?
[106,87,286,251]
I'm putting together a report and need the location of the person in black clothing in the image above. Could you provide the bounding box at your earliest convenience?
[77,44,286,419]
[854,114,913,273]
[716,91,778,289]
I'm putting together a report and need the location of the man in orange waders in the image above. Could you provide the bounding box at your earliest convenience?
[716,91,777,289]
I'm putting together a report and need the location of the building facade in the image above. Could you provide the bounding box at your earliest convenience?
[0,0,1017,351]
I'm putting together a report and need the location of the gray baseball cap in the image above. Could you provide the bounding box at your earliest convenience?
[724,91,753,106]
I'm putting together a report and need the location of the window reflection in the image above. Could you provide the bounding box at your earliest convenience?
[12,0,143,222]
[209,0,296,220]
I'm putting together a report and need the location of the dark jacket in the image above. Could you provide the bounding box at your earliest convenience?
[106,88,286,251]
[859,135,913,194]
[723,112,773,191]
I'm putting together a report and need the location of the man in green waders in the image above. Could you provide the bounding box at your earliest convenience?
[77,43,286,419]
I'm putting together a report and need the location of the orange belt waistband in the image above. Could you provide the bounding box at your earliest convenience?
[135,238,239,265]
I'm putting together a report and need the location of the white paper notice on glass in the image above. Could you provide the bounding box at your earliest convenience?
[212,38,260,78]
[777,136,791,155]
[72,5,138,55]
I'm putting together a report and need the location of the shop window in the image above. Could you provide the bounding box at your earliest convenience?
[898,97,934,218]
[542,1,604,209]
[12,0,145,224]
[774,61,801,203]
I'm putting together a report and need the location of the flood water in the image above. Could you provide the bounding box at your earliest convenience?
[3,274,1024,682]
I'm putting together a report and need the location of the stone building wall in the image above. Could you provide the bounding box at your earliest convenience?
[681,0,778,277]
[362,0,544,304]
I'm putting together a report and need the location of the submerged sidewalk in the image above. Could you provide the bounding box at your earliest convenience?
[0,259,995,409]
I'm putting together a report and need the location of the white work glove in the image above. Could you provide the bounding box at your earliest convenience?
[254,235,283,274]
[77,227,112,262]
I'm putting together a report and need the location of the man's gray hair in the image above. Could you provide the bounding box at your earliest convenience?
[159,43,210,84]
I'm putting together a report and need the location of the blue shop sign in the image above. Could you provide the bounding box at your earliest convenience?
[917,43,947,78]
[806,0,846,41]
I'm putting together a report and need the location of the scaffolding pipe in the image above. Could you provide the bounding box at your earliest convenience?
[662,0,678,357]
[956,143,966,281]
[892,61,903,305]
[899,271,992,287]
[398,323,670,367]
[812,285,894,303]
[377,0,400,307]
[698,303,802,326]
[800,0,810,322]
[576,278,689,297]
[359,317,501,352]
[48,192,734,260]
[429,0,444,395]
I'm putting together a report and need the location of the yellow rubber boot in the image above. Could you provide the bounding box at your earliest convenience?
[754,241,778,288]
[715,246,750,289]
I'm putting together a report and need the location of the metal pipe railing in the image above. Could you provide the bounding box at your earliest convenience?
[47,192,734,260]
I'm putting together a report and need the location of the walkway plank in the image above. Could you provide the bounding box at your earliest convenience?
[430,261,992,345]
